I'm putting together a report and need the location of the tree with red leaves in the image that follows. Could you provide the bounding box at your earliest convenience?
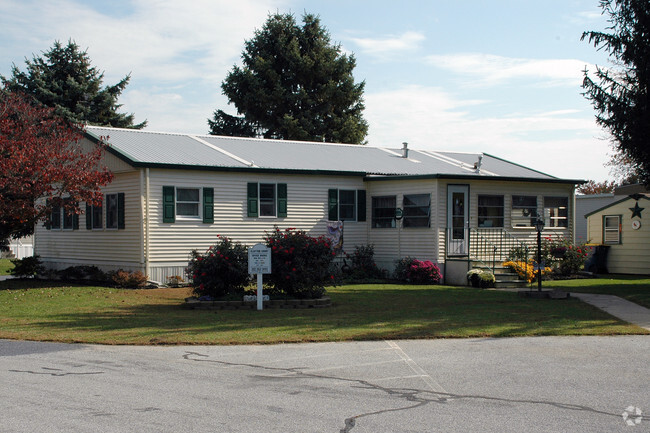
[0,88,113,244]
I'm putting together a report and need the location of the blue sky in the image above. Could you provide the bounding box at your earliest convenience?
[0,0,614,181]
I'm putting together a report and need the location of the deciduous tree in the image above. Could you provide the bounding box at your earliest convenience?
[2,40,146,129]
[0,88,113,243]
[211,13,368,144]
[577,179,617,194]
[582,0,650,185]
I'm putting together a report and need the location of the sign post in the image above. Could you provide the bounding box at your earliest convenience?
[248,243,272,310]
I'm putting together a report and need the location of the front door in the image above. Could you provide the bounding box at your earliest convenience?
[447,185,469,256]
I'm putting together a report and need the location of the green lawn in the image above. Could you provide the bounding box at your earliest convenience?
[0,258,13,275]
[545,275,650,309]
[0,279,646,345]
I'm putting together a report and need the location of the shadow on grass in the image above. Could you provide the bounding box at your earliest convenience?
[15,285,647,344]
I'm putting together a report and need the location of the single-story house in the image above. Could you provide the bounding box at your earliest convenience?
[585,194,650,275]
[34,126,584,285]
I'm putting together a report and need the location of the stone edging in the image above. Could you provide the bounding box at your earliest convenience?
[184,296,332,310]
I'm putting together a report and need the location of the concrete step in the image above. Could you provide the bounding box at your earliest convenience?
[495,279,529,289]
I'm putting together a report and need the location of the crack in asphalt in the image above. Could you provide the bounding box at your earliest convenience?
[9,367,104,377]
[182,351,644,432]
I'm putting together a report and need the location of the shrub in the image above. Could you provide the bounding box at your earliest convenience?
[346,244,384,280]
[186,236,249,298]
[264,227,335,299]
[393,257,442,284]
[466,269,495,288]
[111,270,148,288]
[57,265,107,283]
[10,255,44,278]
[503,260,551,283]
[478,271,496,288]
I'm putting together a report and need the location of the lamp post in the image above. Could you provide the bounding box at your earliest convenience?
[534,215,545,292]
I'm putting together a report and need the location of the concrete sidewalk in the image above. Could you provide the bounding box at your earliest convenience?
[571,293,650,331]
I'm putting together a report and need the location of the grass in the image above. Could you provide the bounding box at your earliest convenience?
[0,258,13,275]
[545,274,650,309]
[0,279,647,345]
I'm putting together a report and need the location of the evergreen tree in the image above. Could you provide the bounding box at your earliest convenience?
[210,13,368,144]
[2,40,146,128]
[581,0,650,185]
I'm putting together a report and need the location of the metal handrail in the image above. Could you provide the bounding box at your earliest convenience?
[468,228,498,273]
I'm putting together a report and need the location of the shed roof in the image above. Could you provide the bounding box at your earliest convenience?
[86,126,581,183]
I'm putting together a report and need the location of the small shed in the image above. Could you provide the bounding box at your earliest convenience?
[585,194,650,275]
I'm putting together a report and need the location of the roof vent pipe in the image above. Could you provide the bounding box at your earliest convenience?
[402,142,409,158]
[474,154,483,173]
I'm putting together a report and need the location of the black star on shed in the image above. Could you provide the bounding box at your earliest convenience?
[630,202,644,218]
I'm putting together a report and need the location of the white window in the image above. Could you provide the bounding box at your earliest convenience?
[544,197,568,228]
[339,190,357,221]
[403,194,430,228]
[176,188,200,218]
[106,194,119,228]
[259,183,276,217]
[511,195,537,228]
[478,195,504,228]
[604,215,621,244]
[372,196,396,228]
[91,202,103,229]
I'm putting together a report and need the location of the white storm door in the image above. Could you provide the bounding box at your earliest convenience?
[447,185,469,256]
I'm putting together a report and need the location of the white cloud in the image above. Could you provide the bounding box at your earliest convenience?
[425,53,591,87]
[0,0,283,84]
[348,31,425,59]
[364,85,610,180]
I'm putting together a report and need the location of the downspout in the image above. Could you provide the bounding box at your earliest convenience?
[145,168,150,278]
[140,169,146,274]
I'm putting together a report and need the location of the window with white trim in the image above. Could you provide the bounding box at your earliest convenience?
[403,194,430,228]
[478,195,504,228]
[259,183,276,217]
[511,195,537,228]
[106,194,119,228]
[372,196,396,228]
[603,215,621,244]
[544,196,568,228]
[90,202,103,229]
[176,188,200,218]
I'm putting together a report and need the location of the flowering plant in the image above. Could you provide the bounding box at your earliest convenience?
[394,257,442,284]
[503,260,551,283]
[264,227,336,299]
[186,236,249,298]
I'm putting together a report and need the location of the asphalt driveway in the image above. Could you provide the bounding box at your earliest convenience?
[1,336,648,432]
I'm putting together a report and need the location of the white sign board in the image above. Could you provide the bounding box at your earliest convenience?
[248,243,271,274]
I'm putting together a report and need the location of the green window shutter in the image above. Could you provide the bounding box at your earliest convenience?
[118,193,125,229]
[247,183,258,217]
[203,187,214,223]
[357,190,367,222]
[162,186,175,223]
[86,203,92,230]
[328,189,338,221]
[73,212,79,230]
[277,183,287,218]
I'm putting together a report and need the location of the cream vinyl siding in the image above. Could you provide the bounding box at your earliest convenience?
[366,179,439,270]
[35,170,143,270]
[146,169,368,278]
[435,180,575,262]
[79,137,134,173]
[587,199,650,274]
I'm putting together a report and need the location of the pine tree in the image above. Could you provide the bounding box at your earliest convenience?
[210,13,368,144]
[582,0,650,185]
[2,40,146,128]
